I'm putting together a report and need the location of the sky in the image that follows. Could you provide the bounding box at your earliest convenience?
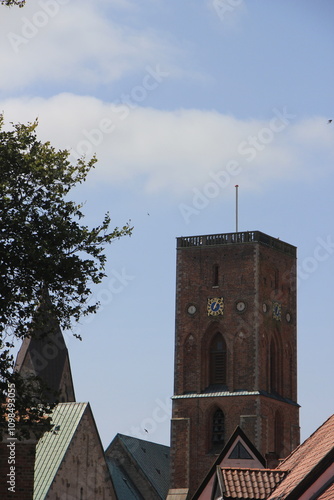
[1,0,334,449]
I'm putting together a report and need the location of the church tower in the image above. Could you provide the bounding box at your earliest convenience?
[169,231,300,497]
[15,291,75,403]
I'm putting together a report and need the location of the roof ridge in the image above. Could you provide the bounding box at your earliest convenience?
[55,401,89,405]
[221,467,287,472]
[118,433,170,449]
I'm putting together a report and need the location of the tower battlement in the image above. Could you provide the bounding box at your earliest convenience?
[177,230,296,257]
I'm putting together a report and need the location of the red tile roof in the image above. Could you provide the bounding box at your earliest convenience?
[268,414,334,499]
[221,468,287,499]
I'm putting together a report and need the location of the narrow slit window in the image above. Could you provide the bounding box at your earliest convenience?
[213,264,219,286]
[274,269,279,289]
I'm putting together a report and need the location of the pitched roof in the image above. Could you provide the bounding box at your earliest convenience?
[107,460,144,500]
[192,426,266,499]
[120,434,170,497]
[106,433,170,499]
[220,468,287,499]
[268,413,334,500]
[34,402,88,499]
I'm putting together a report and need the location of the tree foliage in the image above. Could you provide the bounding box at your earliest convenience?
[0,116,132,436]
[1,0,25,6]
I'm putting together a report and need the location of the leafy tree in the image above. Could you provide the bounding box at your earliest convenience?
[0,116,132,436]
[1,0,25,6]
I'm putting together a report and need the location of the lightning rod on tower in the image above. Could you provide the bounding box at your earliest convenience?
[235,185,239,233]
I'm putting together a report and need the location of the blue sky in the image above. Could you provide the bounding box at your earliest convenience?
[1,0,334,448]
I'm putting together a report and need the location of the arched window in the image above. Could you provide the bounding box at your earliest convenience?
[212,408,225,451]
[209,333,227,386]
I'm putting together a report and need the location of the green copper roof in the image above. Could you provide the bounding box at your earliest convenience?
[172,390,261,399]
[34,402,88,500]
[172,390,299,406]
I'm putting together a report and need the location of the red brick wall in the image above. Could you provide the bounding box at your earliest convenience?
[169,418,190,489]
[0,441,36,500]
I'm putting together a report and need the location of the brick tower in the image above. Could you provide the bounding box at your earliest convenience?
[168,231,300,497]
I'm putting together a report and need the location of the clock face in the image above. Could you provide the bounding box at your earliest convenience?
[286,312,291,323]
[188,305,197,315]
[236,301,246,312]
[262,303,267,313]
[207,297,224,316]
[272,301,282,321]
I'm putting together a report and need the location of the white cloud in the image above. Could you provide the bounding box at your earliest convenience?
[1,93,333,198]
[0,0,179,91]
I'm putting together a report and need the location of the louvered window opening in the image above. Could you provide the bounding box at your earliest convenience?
[210,334,227,385]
